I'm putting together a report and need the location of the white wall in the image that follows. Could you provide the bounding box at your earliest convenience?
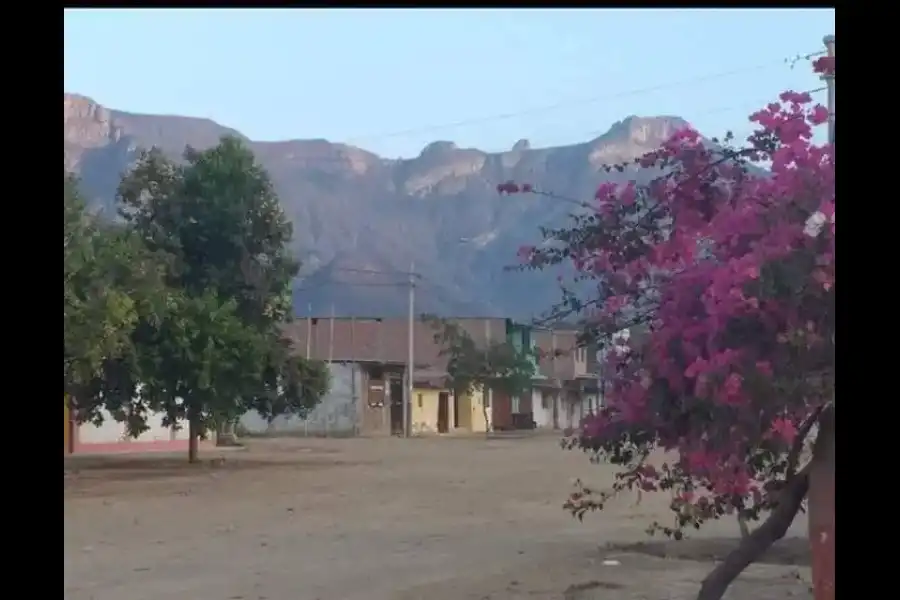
[559,395,578,430]
[555,392,599,431]
[78,409,176,444]
[532,389,554,428]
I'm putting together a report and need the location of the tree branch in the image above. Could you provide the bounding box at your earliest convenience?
[695,463,810,600]
[787,404,825,477]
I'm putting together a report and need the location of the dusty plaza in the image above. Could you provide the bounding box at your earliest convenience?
[64,435,812,600]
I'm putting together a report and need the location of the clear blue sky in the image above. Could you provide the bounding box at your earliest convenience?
[64,8,835,158]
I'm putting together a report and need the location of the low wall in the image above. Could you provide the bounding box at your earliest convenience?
[71,408,196,455]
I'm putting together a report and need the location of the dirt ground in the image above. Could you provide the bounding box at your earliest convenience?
[64,435,812,600]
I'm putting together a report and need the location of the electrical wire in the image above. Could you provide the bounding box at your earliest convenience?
[260,47,826,164]
[342,55,799,146]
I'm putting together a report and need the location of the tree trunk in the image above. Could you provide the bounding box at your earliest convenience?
[482,387,491,438]
[216,419,240,447]
[696,463,810,600]
[808,406,835,600]
[188,407,200,464]
[737,514,750,538]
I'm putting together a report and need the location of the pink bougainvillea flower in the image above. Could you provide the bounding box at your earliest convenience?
[770,417,798,443]
[527,56,833,572]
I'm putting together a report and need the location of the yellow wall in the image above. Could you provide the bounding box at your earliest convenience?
[410,387,494,434]
[411,388,443,434]
[459,386,492,433]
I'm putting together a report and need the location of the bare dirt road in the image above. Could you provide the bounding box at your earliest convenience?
[64,435,812,600]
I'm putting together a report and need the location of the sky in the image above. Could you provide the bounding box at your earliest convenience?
[64,8,835,159]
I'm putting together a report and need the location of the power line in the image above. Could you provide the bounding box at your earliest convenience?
[580,86,828,141]
[263,47,824,166]
[327,267,422,278]
[470,83,833,261]
[296,278,448,293]
[294,266,423,292]
[295,281,410,291]
[341,52,816,147]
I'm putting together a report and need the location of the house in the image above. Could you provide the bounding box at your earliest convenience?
[531,328,600,430]
[282,317,510,435]
[408,366,451,435]
[489,319,544,431]
[282,316,572,435]
[279,316,601,435]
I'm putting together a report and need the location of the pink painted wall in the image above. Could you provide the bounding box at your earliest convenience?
[73,409,200,455]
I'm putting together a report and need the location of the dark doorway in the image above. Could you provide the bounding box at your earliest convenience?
[451,392,459,429]
[389,379,404,435]
[437,392,450,434]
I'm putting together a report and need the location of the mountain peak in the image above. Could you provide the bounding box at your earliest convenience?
[582,115,690,168]
[511,139,531,152]
[603,115,689,144]
[419,140,459,157]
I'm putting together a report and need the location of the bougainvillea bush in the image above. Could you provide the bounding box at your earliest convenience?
[504,56,834,599]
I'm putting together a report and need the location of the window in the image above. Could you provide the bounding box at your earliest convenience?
[417,393,423,408]
[541,394,550,410]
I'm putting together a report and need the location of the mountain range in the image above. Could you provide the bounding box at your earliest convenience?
[64,92,689,319]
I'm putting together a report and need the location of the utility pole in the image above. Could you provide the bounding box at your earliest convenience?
[822,34,835,144]
[350,316,358,436]
[305,302,312,358]
[328,303,335,363]
[405,261,416,438]
[485,319,493,431]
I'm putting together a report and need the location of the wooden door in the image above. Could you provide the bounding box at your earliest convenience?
[491,390,513,431]
[361,376,389,436]
[437,392,450,434]
[389,379,404,435]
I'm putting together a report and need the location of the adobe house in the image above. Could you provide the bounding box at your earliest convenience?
[284,317,436,435]
[532,328,600,430]
[283,317,513,435]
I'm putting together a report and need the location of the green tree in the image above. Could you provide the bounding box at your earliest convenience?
[64,175,164,397]
[135,291,268,461]
[66,174,175,438]
[113,137,329,461]
[425,316,535,434]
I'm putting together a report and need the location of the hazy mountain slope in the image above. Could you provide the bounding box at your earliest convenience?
[63,92,689,318]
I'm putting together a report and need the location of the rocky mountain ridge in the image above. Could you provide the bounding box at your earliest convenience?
[64,92,690,318]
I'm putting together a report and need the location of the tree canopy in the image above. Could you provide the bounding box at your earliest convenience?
[509,56,834,600]
[64,137,330,461]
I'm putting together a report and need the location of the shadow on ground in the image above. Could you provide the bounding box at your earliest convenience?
[64,454,368,484]
[606,536,810,566]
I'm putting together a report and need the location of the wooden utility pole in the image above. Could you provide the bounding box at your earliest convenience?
[822,34,835,144]
[808,34,835,600]
[305,303,312,358]
[404,262,416,438]
[328,303,335,363]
